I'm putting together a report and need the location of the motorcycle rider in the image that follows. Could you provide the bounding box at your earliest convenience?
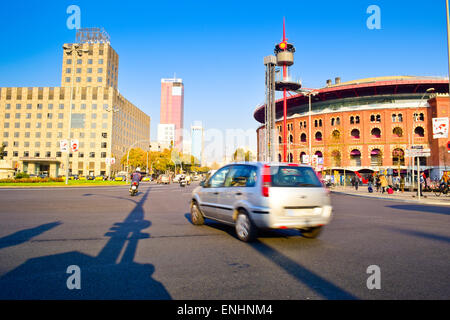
[130,167,142,187]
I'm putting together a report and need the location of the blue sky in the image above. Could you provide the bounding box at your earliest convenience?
[0,0,449,151]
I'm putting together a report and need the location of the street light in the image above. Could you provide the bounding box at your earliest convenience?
[126,139,151,183]
[410,87,435,192]
[62,44,89,185]
[298,89,319,164]
[104,104,119,179]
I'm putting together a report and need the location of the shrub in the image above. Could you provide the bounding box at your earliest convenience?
[15,172,30,179]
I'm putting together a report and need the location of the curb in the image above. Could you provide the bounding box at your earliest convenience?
[331,190,450,207]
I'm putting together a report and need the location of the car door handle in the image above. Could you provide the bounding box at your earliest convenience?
[235,192,242,196]
[213,192,219,195]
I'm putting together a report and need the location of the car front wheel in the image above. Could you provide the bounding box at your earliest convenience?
[190,201,204,225]
[235,210,257,242]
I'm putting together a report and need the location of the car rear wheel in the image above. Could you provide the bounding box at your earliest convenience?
[300,226,323,239]
[235,210,257,242]
[190,201,204,225]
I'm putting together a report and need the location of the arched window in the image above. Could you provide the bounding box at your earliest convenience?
[304,121,307,128]
[392,148,405,166]
[414,126,424,137]
[350,149,361,166]
[350,116,355,124]
[300,152,306,163]
[419,113,424,121]
[288,153,294,163]
[300,133,307,142]
[315,131,322,141]
[398,113,403,122]
[392,114,397,122]
[331,118,335,126]
[278,154,282,162]
[370,115,375,122]
[289,134,294,144]
[331,150,341,167]
[370,149,382,166]
[314,120,318,127]
[393,127,403,137]
[319,119,322,127]
[336,117,340,125]
[331,130,340,141]
[278,136,282,144]
[371,128,381,138]
[351,129,360,139]
[355,116,360,124]
[376,114,381,122]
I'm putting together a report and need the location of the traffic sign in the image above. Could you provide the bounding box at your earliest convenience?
[60,139,69,152]
[70,139,79,152]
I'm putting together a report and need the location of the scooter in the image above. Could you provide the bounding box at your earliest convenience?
[179,179,186,187]
[129,181,139,196]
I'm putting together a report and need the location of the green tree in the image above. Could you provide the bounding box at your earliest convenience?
[121,148,147,170]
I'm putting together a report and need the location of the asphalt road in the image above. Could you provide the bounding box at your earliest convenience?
[0,183,449,300]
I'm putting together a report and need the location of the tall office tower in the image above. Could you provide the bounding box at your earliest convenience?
[61,28,119,90]
[0,28,150,177]
[190,121,203,166]
[160,78,184,151]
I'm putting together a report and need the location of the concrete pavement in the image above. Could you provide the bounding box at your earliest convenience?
[331,185,450,207]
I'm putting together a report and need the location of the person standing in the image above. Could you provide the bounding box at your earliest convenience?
[354,176,359,190]
[375,175,381,192]
[380,175,388,194]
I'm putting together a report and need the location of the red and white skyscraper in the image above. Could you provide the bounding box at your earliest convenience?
[159,77,184,150]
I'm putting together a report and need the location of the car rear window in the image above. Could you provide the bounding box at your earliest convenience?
[270,166,322,188]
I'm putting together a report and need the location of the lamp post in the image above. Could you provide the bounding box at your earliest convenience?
[126,139,151,183]
[298,89,319,165]
[62,44,89,185]
[104,104,119,179]
[410,87,435,191]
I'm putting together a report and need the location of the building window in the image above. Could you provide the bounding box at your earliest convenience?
[300,133,307,142]
[371,128,381,138]
[392,149,405,166]
[56,152,62,157]
[89,152,95,158]
[23,151,29,157]
[331,130,340,141]
[414,126,425,137]
[398,113,403,122]
[88,59,93,65]
[46,152,51,158]
[66,68,71,74]
[315,131,322,141]
[355,116,360,124]
[393,127,403,137]
[102,132,107,138]
[101,142,107,148]
[350,116,354,124]
[392,114,397,122]
[77,59,82,64]
[97,77,102,83]
[350,129,360,139]
[76,68,81,74]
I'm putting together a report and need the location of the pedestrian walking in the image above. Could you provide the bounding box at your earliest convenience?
[380,175,388,194]
[375,175,381,192]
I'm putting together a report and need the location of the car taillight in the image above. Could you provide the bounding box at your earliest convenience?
[262,165,271,197]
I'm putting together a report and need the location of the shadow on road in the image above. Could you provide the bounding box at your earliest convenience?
[386,204,450,216]
[0,188,172,299]
[387,226,450,244]
[0,222,62,250]
[184,214,357,299]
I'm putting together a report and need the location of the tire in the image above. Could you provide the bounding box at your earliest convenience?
[190,201,204,225]
[300,226,323,239]
[235,210,257,242]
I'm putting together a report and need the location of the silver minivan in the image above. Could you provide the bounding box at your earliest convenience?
[190,162,332,242]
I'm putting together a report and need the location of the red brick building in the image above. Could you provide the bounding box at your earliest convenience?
[254,76,450,180]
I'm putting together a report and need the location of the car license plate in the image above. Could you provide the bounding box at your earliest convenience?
[285,208,321,217]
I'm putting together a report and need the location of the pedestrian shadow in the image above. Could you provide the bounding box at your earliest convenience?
[0,222,62,250]
[183,214,356,299]
[386,204,450,216]
[386,227,450,244]
[0,188,172,299]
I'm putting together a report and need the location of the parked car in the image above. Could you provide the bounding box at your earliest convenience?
[115,175,126,181]
[190,162,332,242]
[95,175,105,181]
[142,176,151,182]
[86,175,95,180]
[173,174,183,183]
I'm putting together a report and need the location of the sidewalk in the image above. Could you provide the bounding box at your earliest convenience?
[331,186,450,207]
